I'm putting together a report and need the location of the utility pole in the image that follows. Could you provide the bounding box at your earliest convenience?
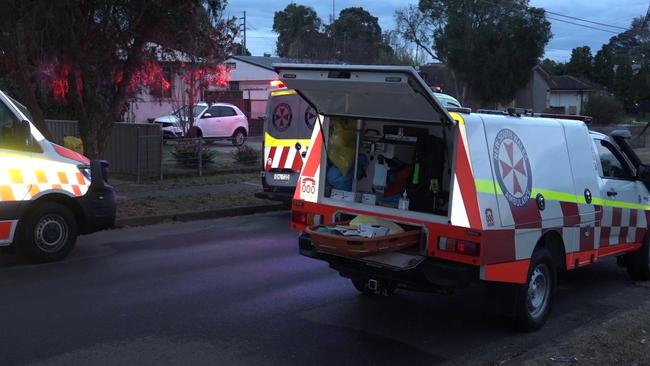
[239,11,247,54]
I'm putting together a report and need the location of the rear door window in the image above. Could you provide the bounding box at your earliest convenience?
[217,106,237,117]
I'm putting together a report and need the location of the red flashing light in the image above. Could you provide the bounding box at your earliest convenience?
[270,80,286,89]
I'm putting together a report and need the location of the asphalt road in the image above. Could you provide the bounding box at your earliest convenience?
[1,212,649,366]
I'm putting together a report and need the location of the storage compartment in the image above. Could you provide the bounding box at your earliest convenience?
[307,221,421,258]
[323,118,451,217]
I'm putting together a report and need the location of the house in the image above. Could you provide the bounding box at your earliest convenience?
[515,66,602,115]
[124,54,324,123]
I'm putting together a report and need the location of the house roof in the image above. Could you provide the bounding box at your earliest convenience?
[534,65,597,91]
[229,55,341,71]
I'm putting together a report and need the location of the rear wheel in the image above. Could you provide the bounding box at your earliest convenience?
[626,237,650,281]
[188,126,203,139]
[514,248,556,331]
[19,202,78,262]
[232,128,247,146]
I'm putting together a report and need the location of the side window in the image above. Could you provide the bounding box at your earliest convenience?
[596,140,632,179]
[0,101,29,151]
[217,106,237,117]
[205,106,220,118]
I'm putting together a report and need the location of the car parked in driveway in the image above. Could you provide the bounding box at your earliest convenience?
[153,102,249,145]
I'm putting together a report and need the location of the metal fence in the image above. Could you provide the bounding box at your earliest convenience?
[45,120,262,181]
[46,120,163,181]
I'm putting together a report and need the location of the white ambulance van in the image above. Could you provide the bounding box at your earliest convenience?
[0,90,116,262]
[280,64,650,331]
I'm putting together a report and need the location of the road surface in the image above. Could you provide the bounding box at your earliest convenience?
[1,212,648,365]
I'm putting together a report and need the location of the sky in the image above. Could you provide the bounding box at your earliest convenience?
[224,0,650,62]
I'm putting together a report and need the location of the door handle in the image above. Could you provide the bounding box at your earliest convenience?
[607,190,618,197]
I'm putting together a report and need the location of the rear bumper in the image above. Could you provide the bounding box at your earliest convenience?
[78,160,116,234]
[255,190,293,202]
[298,233,478,292]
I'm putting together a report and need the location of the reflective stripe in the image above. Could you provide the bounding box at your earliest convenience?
[271,90,298,97]
[264,133,310,148]
[475,178,650,210]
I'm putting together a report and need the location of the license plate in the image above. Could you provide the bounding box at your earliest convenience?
[274,173,291,181]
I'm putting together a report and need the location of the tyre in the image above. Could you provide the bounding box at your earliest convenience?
[626,237,650,281]
[232,129,247,146]
[18,202,78,262]
[513,248,556,331]
[188,126,202,138]
[351,278,396,297]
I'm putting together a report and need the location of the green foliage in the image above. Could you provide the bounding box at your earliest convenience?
[171,140,218,168]
[418,0,551,105]
[273,4,323,59]
[540,58,566,75]
[584,95,625,125]
[231,145,260,165]
[272,4,397,63]
[593,44,616,90]
[614,56,634,109]
[566,46,594,79]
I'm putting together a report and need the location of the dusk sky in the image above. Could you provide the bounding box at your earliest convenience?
[225,0,649,61]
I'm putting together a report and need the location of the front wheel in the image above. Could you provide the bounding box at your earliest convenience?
[18,202,78,262]
[514,248,556,331]
[232,129,247,146]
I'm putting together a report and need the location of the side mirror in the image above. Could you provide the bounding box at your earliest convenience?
[201,113,212,119]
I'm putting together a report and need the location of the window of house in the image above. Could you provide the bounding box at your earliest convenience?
[596,140,633,179]
[150,67,173,99]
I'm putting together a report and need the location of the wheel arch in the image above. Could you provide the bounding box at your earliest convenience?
[19,193,85,234]
[535,229,567,273]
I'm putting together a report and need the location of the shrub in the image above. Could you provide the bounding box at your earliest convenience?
[232,145,260,165]
[584,95,625,125]
[171,140,217,168]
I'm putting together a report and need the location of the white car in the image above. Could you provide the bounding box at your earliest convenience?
[154,102,249,145]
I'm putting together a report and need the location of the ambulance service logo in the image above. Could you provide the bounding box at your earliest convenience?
[272,103,292,132]
[305,107,317,130]
[493,128,532,207]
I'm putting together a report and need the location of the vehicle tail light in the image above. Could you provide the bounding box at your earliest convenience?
[291,211,321,226]
[270,80,286,88]
[438,237,480,257]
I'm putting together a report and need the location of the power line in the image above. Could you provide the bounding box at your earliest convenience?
[546,16,620,34]
[544,10,628,30]
[476,0,628,33]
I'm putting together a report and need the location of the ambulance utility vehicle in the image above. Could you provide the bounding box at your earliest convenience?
[0,90,116,262]
[256,86,314,202]
[281,64,650,330]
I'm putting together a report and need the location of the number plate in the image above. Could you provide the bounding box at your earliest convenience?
[273,173,291,181]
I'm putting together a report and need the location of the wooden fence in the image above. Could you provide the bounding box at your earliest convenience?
[46,120,163,181]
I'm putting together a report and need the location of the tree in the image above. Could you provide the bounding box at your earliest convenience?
[416,0,552,106]
[540,58,566,75]
[328,7,389,64]
[233,43,251,56]
[0,1,236,158]
[614,55,634,111]
[584,94,625,124]
[593,44,616,89]
[395,5,441,62]
[272,4,323,59]
[566,46,593,79]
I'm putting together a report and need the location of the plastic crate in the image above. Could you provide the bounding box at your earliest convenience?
[306,223,421,258]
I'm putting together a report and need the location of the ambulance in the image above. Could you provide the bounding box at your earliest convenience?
[256,85,315,202]
[0,90,116,262]
[279,64,650,331]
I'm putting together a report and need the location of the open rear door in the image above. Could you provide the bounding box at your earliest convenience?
[273,64,454,126]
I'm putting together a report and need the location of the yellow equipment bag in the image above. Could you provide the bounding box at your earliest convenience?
[349,215,405,235]
[328,118,356,176]
[63,136,84,155]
